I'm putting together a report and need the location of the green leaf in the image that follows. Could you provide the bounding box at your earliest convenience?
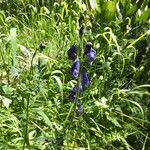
[106,113,122,128]
[102,1,116,21]
[9,28,17,67]
[18,44,31,58]
[10,66,19,78]
[2,85,15,95]
[40,6,50,14]
[38,110,52,128]
[89,0,97,10]
[120,0,127,7]
[136,9,150,23]
[123,98,144,116]
[29,130,36,140]
[51,75,63,103]
[126,4,137,17]
[1,96,12,109]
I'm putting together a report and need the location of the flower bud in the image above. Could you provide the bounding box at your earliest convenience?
[67,45,77,60]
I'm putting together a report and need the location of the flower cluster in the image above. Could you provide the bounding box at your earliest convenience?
[67,42,96,116]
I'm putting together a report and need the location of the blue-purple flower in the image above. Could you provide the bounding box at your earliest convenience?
[70,58,80,78]
[68,90,76,101]
[69,72,90,101]
[68,42,96,115]
[84,42,96,64]
[81,72,90,90]
[85,42,92,54]
[67,45,77,60]
[69,85,83,101]
[86,49,96,63]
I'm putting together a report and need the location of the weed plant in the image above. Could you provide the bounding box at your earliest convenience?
[0,0,150,150]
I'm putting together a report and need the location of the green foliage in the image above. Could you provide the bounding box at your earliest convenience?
[0,0,150,149]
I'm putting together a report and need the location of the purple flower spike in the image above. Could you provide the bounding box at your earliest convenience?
[69,85,83,101]
[77,102,84,116]
[69,90,76,101]
[81,72,90,90]
[70,58,80,78]
[86,48,96,64]
[73,85,83,93]
[67,45,77,60]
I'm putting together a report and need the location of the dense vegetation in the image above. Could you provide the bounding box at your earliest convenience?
[0,0,150,149]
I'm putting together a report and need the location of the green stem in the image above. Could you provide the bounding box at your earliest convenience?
[23,47,37,149]
[23,95,30,149]
[26,96,29,145]
[0,44,10,84]
[75,35,83,115]
[63,35,84,147]
[0,45,6,67]
[127,31,148,48]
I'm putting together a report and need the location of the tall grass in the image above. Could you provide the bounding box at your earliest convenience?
[0,0,150,149]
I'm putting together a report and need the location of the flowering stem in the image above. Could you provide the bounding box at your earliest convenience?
[75,35,84,115]
[23,48,37,149]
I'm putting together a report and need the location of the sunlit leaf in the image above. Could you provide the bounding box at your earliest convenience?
[1,96,12,109]
[106,113,122,128]
[102,1,116,21]
[89,0,97,10]
[136,9,150,23]
[51,75,63,103]
[123,98,144,116]
[37,110,52,128]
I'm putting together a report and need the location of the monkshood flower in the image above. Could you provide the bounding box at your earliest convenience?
[81,72,90,90]
[84,42,96,64]
[69,72,90,101]
[68,41,96,117]
[69,58,80,78]
[76,102,84,116]
[67,45,77,60]
[86,49,96,63]
[69,85,83,101]
[85,42,92,54]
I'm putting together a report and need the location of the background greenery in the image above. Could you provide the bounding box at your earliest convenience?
[0,0,150,149]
